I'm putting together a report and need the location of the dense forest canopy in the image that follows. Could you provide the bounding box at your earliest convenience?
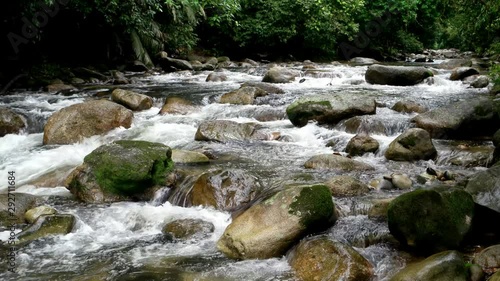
[0,0,499,66]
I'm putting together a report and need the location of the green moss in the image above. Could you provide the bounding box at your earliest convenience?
[288,185,334,228]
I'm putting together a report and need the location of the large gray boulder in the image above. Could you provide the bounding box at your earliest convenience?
[159,97,197,115]
[111,89,153,111]
[388,188,475,254]
[158,55,193,71]
[286,94,376,127]
[304,154,374,171]
[412,98,500,139]
[449,67,479,81]
[385,128,437,161]
[194,120,263,143]
[465,165,500,213]
[66,140,174,203]
[217,184,334,259]
[220,86,267,105]
[0,108,26,137]
[262,67,299,83]
[390,251,467,281]
[43,100,133,145]
[365,65,434,86]
[345,134,379,156]
[289,237,373,281]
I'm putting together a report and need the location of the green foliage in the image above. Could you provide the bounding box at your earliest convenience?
[490,64,500,86]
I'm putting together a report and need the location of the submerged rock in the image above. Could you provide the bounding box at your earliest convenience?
[289,237,373,281]
[304,154,374,171]
[286,94,376,127]
[262,67,299,83]
[159,97,197,115]
[219,86,267,105]
[16,214,75,245]
[194,120,260,142]
[0,108,26,137]
[162,219,214,240]
[388,188,475,254]
[66,140,174,203]
[324,175,371,197]
[217,184,335,259]
[43,100,133,145]
[465,165,500,213]
[206,72,228,82]
[111,89,153,111]
[345,134,379,156]
[365,65,433,86]
[390,251,467,281]
[189,169,262,211]
[385,128,437,161]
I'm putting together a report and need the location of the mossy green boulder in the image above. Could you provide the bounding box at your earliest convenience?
[388,188,475,254]
[217,184,335,259]
[389,251,467,281]
[286,94,376,127]
[16,214,75,245]
[66,140,174,203]
[289,237,373,281]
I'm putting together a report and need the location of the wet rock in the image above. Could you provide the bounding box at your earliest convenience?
[470,75,490,88]
[491,271,500,281]
[219,86,267,105]
[46,83,77,92]
[438,59,472,69]
[286,94,376,127]
[343,116,387,135]
[43,100,133,145]
[368,198,394,220]
[111,70,129,85]
[71,77,85,85]
[0,107,26,137]
[244,58,259,66]
[24,205,57,224]
[345,134,379,156]
[385,128,437,161]
[217,56,230,63]
[449,67,479,81]
[194,120,260,143]
[473,244,500,273]
[391,174,413,189]
[217,184,335,259]
[365,65,433,86]
[206,72,228,82]
[392,101,428,114]
[111,89,153,111]
[26,167,74,188]
[412,97,500,139]
[494,129,500,165]
[66,140,174,203]
[465,165,500,213]
[171,149,209,165]
[162,219,214,240]
[262,67,299,83]
[159,97,197,115]
[189,169,262,211]
[289,237,373,281]
[126,60,149,72]
[324,175,371,197]
[390,251,467,281]
[388,188,475,254]
[304,154,374,171]
[349,57,379,66]
[0,193,42,228]
[16,214,75,245]
[158,56,193,71]
[241,82,285,94]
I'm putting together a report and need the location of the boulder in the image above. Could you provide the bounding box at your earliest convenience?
[158,56,193,71]
[349,57,379,65]
[171,150,209,165]
[16,214,75,245]
[111,70,129,85]
[46,83,77,92]
[244,58,259,66]
[194,120,260,143]
[392,101,428,114]
[286,94,376,127]
[388,188,475,254]
[492,84,500,95]
[262,67,299,83]
[385,128,437,161]
[368,198,394,220]
[241,82,285,94]
[473,244,500,273]
[412,98,500,139]
[491,271,500,281]
[206,72,228,82]
[365,65,433,86]
[43,100,133,145]
[305,154,374,171]
[470,75,490,88]
[219,86,267,105]
[345,134,379,156]
[217,184,335,259]
[189,169,262,211]
[111,89,153,111]
[162,219,214,240]
[342,116,387,135]
[217,56,230,63]
[159,97,197,115]
[438,59,472,69]
[389,251,467,281]
[0,108,26,137]
[24,205,57,224]
[289,237,373,281]
[391,174,413,190]
[449,67,479,81]
[0,193,42,228]
[66,140,174,203]
[465,165,500,213]
[324,175,371,197]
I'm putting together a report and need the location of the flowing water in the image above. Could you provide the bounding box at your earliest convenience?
[0,62,494,281]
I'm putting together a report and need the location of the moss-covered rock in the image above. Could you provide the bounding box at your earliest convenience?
[385,128,437,161]
[66,140,174,203]
[388,188,475,254]
[0,107,26,137]
[16,214,75,245]
[286,94,376,127]
[289,237,373,281]
[24,205,57,224]
[217,184,335,259]
[162,219,214,240]
[324,175,371,197]
[365,65,433,86]
[304,154,374,171]
[389,251,467,281]
[465,165,500,213]
[111,89,153,111]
